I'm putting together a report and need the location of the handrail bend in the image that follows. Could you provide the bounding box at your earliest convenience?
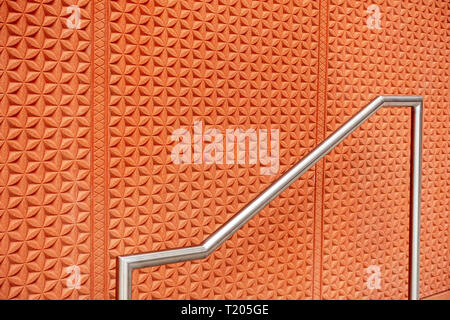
[118,96,423,300]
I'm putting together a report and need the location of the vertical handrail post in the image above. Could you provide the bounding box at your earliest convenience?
[409,102,423,300]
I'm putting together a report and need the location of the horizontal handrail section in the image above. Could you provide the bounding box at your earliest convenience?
[118,96,423,300]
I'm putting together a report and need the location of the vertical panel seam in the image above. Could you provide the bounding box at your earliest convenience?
[313,0,329,300]
[92,0,108,300]
[103,0,110,300]
[90,0,96,299]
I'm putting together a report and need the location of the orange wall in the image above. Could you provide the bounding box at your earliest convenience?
[0,0,448,299]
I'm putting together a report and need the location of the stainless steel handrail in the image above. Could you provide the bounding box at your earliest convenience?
[118,96,423,300]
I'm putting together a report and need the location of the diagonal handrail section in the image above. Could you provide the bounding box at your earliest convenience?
[117,96,423,300]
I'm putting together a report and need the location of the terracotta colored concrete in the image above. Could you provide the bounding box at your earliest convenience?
[0,0,448,300]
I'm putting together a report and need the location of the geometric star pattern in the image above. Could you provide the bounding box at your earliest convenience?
[107,0,319,299]
[0,0,448,299]
[323,0,449,299]
[0,0,91,299]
